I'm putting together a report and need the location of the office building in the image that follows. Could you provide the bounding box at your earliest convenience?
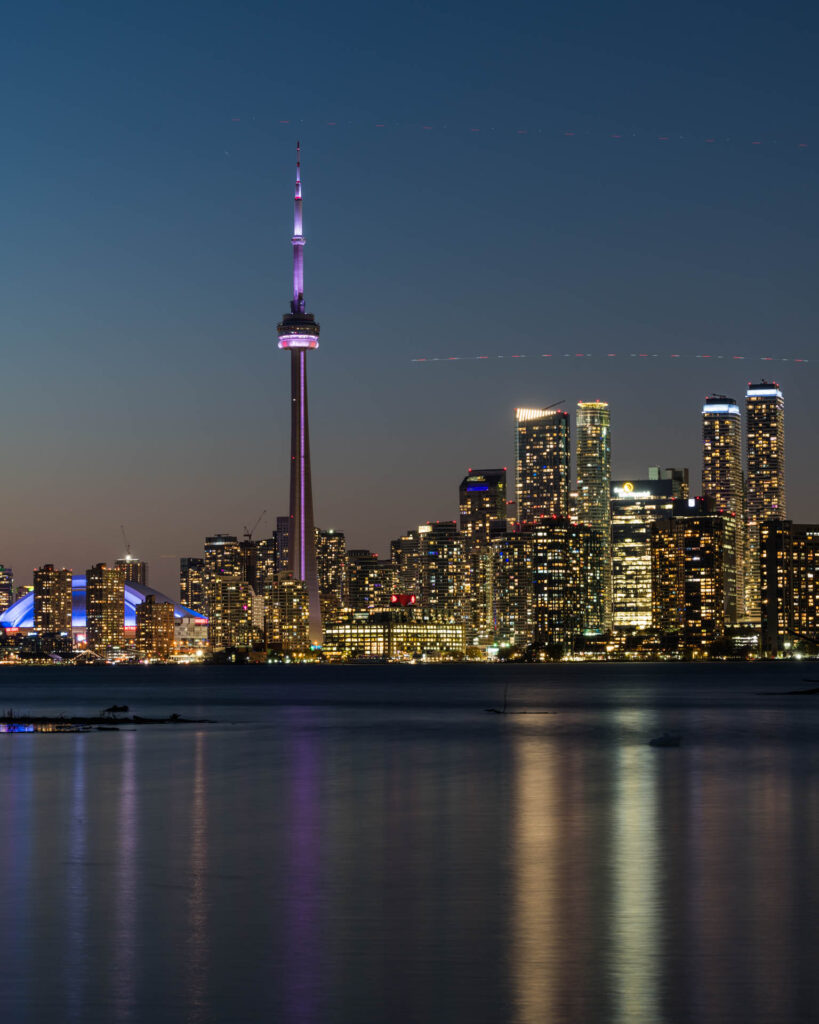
[746,381,786,620]
[529,519,603,651]
[702,394,744,622]
[515,407,570,522]
[610,474,686,631]
[576,401,612,630]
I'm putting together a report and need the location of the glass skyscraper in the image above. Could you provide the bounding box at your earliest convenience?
[746,381,786,620]
[576,401,611,631]
[515,408,570,523]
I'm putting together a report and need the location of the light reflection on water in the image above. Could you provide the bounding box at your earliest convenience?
[0,663,817,1024]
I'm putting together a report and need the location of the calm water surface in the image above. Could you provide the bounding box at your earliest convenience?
[1,662,818,1024]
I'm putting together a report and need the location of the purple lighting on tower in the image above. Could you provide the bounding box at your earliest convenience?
[277,144,322,644]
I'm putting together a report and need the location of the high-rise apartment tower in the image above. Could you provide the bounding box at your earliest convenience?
[702,394,744,622]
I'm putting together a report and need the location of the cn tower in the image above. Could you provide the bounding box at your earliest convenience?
[277,143,322,644]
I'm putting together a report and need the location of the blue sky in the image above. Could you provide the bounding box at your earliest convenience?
[2,0,818,593]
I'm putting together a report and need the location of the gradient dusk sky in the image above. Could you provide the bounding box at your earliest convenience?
[3,0,818,595]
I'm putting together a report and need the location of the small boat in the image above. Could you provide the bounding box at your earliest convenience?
[649,732,682,748]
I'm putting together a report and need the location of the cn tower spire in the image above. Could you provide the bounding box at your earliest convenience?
[277,144,322,646]
[292,141,305,314]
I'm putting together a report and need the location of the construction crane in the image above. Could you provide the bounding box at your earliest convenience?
[243,510,267,544]
[120,525,132,559]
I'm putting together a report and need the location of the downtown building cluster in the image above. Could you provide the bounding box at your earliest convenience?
[176,378,809,662]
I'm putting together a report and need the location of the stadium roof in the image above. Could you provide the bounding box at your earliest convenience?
[0,575,207,630]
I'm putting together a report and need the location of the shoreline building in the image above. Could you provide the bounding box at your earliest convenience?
[276,144,322,645]
[576,401,611,631]
[515,407,570,523]
[610,471,687,632]
[702,395,744,623]
[760,521,819,657]
[746,381,786,621]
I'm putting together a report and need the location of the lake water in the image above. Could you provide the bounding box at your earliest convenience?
[1,661,818,1024]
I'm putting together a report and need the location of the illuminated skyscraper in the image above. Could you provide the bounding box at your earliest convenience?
[651,497,725,651]
[746,381,786,620]
[610,474,685,631]
[515,407,570,523]
[576,401,611,630]
[33,564,73,636]
[702,395,744,622]
[277,144,322,645]
[459,469,507,646]
[86,563,125,655]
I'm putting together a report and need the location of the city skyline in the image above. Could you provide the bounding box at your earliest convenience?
[4,2,819,598]
[0,371,809,596]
